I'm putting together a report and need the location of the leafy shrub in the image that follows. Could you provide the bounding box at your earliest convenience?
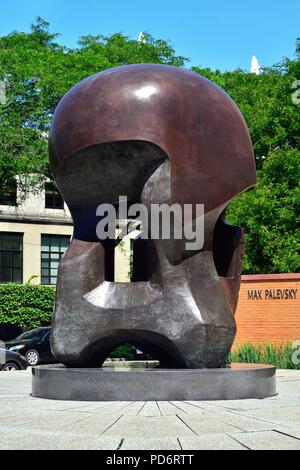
[109,344,136,360]
[0,283,55,328]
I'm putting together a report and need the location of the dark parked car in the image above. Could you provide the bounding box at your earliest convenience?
[5,327,56,366]
[0,349,27,371]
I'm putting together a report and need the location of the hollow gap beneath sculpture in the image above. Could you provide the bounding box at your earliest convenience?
[72,330,188,369]
[108,342,155,363]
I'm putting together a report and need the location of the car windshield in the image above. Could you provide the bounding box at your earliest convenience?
[15,329,49,341]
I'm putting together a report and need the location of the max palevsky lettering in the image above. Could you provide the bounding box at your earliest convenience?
[247,288,297,300]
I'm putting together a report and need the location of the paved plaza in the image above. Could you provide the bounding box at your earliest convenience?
[0,368,299,450]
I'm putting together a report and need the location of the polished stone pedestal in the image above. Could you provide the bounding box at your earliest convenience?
[31,363,276,401]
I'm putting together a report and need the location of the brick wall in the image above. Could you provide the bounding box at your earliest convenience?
[233,273,300,346]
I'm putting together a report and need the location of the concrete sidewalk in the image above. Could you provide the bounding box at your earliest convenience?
[0,368,299,450]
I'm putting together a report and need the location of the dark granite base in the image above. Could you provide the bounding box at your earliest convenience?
[31,363,276,401]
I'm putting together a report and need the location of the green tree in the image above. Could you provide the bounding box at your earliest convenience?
[226,147,300,273]
[192,39,299,273]
[192,58,300,169]
[0,17,299,274]
[0,18,187,192]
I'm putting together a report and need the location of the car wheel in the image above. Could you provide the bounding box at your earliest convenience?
[2,362,19,371]
[26,349,40,366]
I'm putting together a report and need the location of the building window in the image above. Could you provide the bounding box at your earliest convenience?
[0,233,23,283]
[45,182,64,209]
[0,179,17,206]
[41,235,70,285]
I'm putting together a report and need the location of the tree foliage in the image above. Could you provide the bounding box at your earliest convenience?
[192,44,300,169]
[226,147,300,273]
[0,18,186,191]
[0,19,299,274]
[192,38,299,274]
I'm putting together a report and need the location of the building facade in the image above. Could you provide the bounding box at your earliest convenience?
[0,178,73,285]
[0,178,134,285]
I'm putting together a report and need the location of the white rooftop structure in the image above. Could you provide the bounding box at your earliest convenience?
[250,55,261,75]
[138,32,146,43]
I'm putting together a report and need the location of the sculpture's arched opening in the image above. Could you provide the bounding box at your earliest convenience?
[74,330,188,369]
[54,140,168,240]
[53,140,169,283]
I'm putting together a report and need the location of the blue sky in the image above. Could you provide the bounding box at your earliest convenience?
[1,0,299,70]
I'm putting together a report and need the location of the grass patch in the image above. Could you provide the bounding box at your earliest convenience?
[228,342,300,369]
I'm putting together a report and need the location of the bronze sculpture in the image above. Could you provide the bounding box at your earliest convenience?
[49,64,256,368]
